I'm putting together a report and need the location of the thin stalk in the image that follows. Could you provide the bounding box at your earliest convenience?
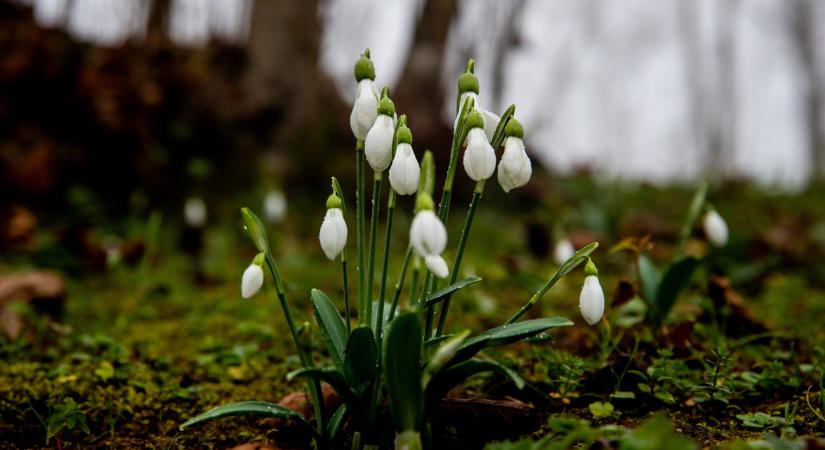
[408,257,421,311]
[421,271,435,339]
[356,141,367,325]
[435,180,484,337]
[388,246,413,320]
[366,173,382,327]
[341,249,351,335]
[263,253,324,437]
[376,190,396,340]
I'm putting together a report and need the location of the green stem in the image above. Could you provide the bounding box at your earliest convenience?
[435,181,484,337]
[388,247,413,320]
[263,253,324,437]
[341,249,351,335]
[366,174,382,327]
[356,141,367,325]
[421,271,435,339]
[376,190,395,340]
[409,257,421,311]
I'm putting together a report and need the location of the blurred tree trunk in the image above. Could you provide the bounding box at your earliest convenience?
[791,0,825,178]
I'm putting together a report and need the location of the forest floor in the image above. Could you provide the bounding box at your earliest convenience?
[1,178,825,449]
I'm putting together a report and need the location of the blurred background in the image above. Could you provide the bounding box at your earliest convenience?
[2,0,825,270]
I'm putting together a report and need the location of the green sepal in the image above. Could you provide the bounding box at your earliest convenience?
[240,207,269,253]
[503,117,524,139]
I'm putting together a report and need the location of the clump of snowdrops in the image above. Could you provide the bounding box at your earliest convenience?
[180,51,604,449]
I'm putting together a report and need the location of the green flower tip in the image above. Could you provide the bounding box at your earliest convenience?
[466,58,475,73]
[397,114,407,127]
[504,117,524,139]
[354,50,375,81]
[584,258,598,277]
[458,71,479,95]
[252,252,265,266]
[396,125,413,145]
[378,96,396,116]
[466,110,484,130]
[326,193,343,209]
[415,192,435,212]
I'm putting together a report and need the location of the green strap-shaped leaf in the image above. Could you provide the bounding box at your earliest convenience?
[343,327,377,389]
[638,254,661,306]
[454,317,573,363]
[651,257,701,325]
[179,401,316,436]
[288,368,366,427]
[425,359,526,408]
[325,404,348,442]
[383,312,423,432]
[422,276,482,308]
[311,289,347,369]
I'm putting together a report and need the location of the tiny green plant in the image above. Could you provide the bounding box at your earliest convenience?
[30,397,90,450]
[179,51,600,449]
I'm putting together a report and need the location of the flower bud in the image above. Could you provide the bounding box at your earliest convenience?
[702,209,728,247]
[319,207,348,260]
[241,253,265,299]
[579,259,604,326]
[365,114,394,171]
[350,79,379,141]
[263,190,287,224]
[497,136,532,192]
[425,255,449,279]
[553,239,575,266]
[184,197,207,228]
[353,50,376,82]
[463,127,496,181]
[388,125,418,196]
[410,209,449,278]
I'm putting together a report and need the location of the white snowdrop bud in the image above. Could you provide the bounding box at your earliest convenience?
[350,79,379,141]
[425,255,449,279]
[409,198,449,278]
[388,125,419,195]
[497,137,532,192]
[319,197,348,260]
[579,259,604,326]
[463,126,496,181]
[263,190,287,223]
[184,197,207,228]
[702,209,728,247]
[553,239,575,266]
[365,96,396,172]
[241,254,265,299]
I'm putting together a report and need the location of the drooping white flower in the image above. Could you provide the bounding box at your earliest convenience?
[365,114,394,171]
[388,124,419,195]
[463,126,496,181]
[454,91,499,142]
[319,207,348,260]
[702,209,728,247]
[579,275,605,326]
[497,136,532,192]
[241,262,264,299]
[263,190,287,223]
[409,204,449,279]
[183,197,207,228]
[553,239,575,266]
[350,51,379,140]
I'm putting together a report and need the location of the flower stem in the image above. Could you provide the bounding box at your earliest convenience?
[263,253,324,436]
[356,140,367,325]
[435,180,485,337]
[388,246,413,320]
[366,173,382,328]
[375,189,395,340]
[341,249,351,335]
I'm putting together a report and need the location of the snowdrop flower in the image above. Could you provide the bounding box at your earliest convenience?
[388,124,419,195]
[263,190,287,223]
[409,193,449,278]
[242,253,265,299]
[579,259,605,326]
[319,194,348,260]
[702,209,728,247]
[349,51,379,141]
[453,63,499,141]
[365,95,396,171]
[497,118,532,192]
[462,110,497,181]
[553,238,575,266]
[183,197,207,228]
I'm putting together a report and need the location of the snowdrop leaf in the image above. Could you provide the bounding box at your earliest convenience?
[311,289,347,369]
[179,401,316,437]
[425,359,525,404]
[383,312,423,432]
[650,257,702,325]
[454,317,573,363]
[287,368,366,426]
[638,254,661,306]
[343,326,377,389]
[326,404,348,442]
[423,276,482,307]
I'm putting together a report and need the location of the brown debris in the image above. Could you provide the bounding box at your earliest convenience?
[0,270,66,339]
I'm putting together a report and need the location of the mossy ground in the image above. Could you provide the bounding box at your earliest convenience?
[1,178,824,449]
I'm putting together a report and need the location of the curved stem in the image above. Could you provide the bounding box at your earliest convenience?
[435,180,484,337]
[356,141,367,325]
[388,246,413,321]
[366,174,382,327]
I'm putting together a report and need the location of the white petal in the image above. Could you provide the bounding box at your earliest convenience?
[497,137,532,192]
[388,143,420,195]
[480,108,500,142]
[409,210,447,257]
[184,197,207,228]
[703,210,728,247]
[364,115,395,171]
[553,239,575,266]
[453,92,479,132]
[463,128,496,181]
[319,208,347,260]
[241,264,264,298]
[425,255,449,278]
[350,79,378,140]
[579,275,605,326]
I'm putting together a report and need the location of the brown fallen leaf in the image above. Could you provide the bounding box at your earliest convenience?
[0,270,66,339]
